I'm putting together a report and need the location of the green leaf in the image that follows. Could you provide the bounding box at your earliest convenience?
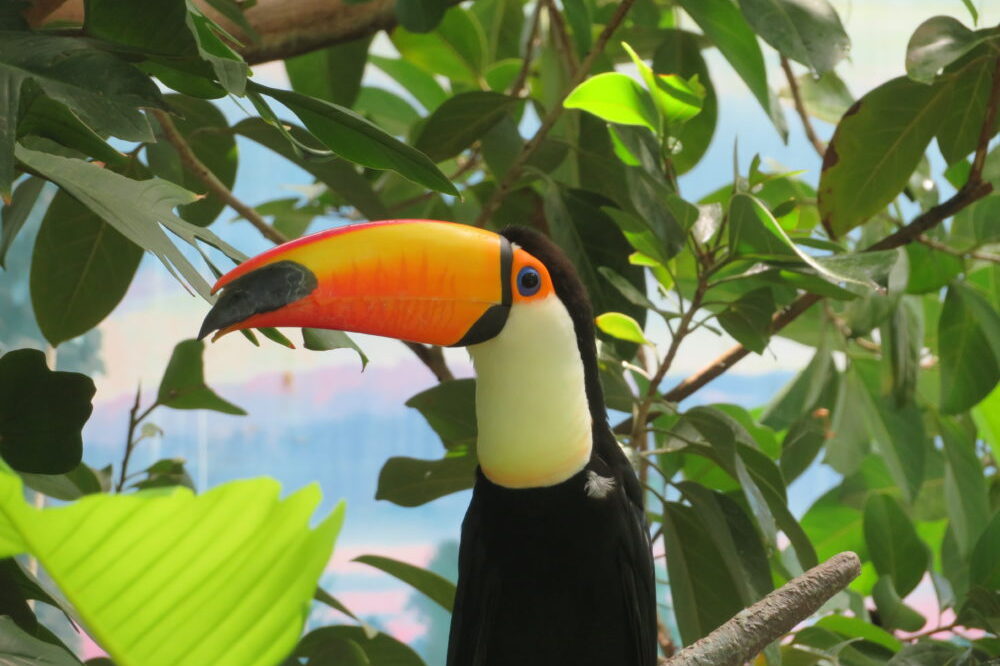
[621,43,704,127]
[595,312,648,344]
[973,382,1000,462]
[15,145,243,299]
[718,288,776,354]
[396,0,449,33]
[392,7,486,85]
[285,36,372,108]
[369,55,448,112]
[780,411,827,483]
[939,417,991,557]
[815,614,902,653]
[788,70,854,124]
[17,93,128,169]
[0,616,79,666]
[819,76,951,237]
[233,118,388,221]
[872,575,926,631]
[906,16,991,84]
[355,86,421,137]
[738,0,850,74]
[30,189,142,346]
[157,339,246,414]
[0,461,345,666]
[375,453,477,507]
[20,462,105,501]
[905,243,963,294]
[405,379,477,451]
[675,0,785,136]
[250,82,457,196]
[564,72,658,131]
[0,349,94,474]
[652,30,718,174]
[761,341,832,430]
[354,554,456,612]
[146,95,237,227]
[416,91,520,162]
[296,627,426,666]
[939,282,1000,414]
[937,54,996,164]
[301,328,369,368]
[953,194,1000,248]
[864,493,928,597]
[0,176,43,268]
[970,511,1000,589]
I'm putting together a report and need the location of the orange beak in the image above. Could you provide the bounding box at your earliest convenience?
[198,220,513,347]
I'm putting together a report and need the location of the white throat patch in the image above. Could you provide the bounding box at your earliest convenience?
[584,471,616,499]
[468,295,593,489]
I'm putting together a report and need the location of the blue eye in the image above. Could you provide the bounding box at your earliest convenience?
[517,266,541,296]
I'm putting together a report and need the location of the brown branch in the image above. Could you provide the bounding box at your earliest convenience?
[510,0,544,99]
[474,0,637,227]
[151,109,288,246]
[542,0,579,76]
[403,342,455,383]
[663,552,861,666]
[780,56,826,158]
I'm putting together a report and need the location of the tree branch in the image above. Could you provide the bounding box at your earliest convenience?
[474,0,637,227]
[780,56,826,158]
[663,552,861,666]
[403,342,455,383]
[151,109,288,246]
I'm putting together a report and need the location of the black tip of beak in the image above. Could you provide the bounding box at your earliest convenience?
[197,260,318,340]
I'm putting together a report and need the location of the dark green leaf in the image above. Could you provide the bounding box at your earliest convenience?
[815,614,902,653]
[906,16,990,83]
[286,36,372,108]
[952,194,1000,248]
[718,288,776,354]
[780,411,827,484]
[0,176,43,268]
[0,616,80,666]
[130,457,195,491]
[738,0,849,74]
[416,91,520,162]
[30,189,142,346]
[0,349,94,474]
[970,511,1000,589]
[761,342,832,430]
[156,339,245,414]
[17,94,128,169]
[905,243,963,294]
[675,0,785,136]
[940,417,991,557]
[471,0,523,61]
[937,54,996,164]
[396,0,448,33]
[146,95,237,227]
[354,554,456,612]
[84,0,192,56]
[297,627,426,666]
[872,575,926,631]
[864,493,928,597]
[19,462,104,501]
[301,328,368,369]
[939,282,1000,414]
[375,453,477,506]
[251,82,457,195]
[392,8,486,85]
[355,86,421,136]
[141,60,225,99]
[405,379,477,451]
[202,0,259,42]
[652,30,717,174]
[819,76,951,237]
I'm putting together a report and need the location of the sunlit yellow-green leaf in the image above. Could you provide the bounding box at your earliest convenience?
[0,462,344,666]
[595,312,649,344]
[564,72,658,131]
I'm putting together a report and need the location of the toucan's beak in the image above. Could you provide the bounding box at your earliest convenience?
[198,220,513,347]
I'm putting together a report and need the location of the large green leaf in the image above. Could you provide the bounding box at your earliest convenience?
[864,493,928,597]
[970,511,1000,589]
[405,379,477,451]
[354,554,456,612]
[871,575,925,631]
[285,36,372,108]
[0,176,43,268]
[718,288,776,354]
[652,30,718,174]
[905,16,994,84]
[376,453,478,507]
[30,189,142,346]
[939,282,1000,414]
[0,32,166,196]
[936,54,996,164]
[396,0,449,33]
[250,82,457,195]
[0,461,344,666]
[939,417,991,557]
[564,73,658,132]
[146,94,237,227]
[14,144,243,299]
[761,342,832,430]
[789,70,854,124]
[416,91,520,162]
[301,328,369,369]
[0,349,94,475]
[818,76,951,237]
[157,339,246,414]
[739,0,849,74]
[675,0,785,136]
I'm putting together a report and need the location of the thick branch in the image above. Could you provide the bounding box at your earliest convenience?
[474,0,637,227]
[663,552,861,666]
[28,0,460,64]
[780,57,826,158]
[151,109,288,246]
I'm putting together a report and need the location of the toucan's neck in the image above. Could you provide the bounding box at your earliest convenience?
[468,296,593,489]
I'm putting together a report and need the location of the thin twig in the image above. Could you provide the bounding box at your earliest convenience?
[780,56,826,157]
[662,553,861,666]
[542,0,579,76]
[475,0,637,226]
[510,0,544,98]
[151,109,289,246]
[906,621,961,640]
[918,234,1000,263]
[404,342,455,383]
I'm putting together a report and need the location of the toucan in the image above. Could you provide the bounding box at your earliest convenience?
[198,220,657,666]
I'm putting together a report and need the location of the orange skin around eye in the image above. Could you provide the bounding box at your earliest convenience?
[510,248,553,303]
